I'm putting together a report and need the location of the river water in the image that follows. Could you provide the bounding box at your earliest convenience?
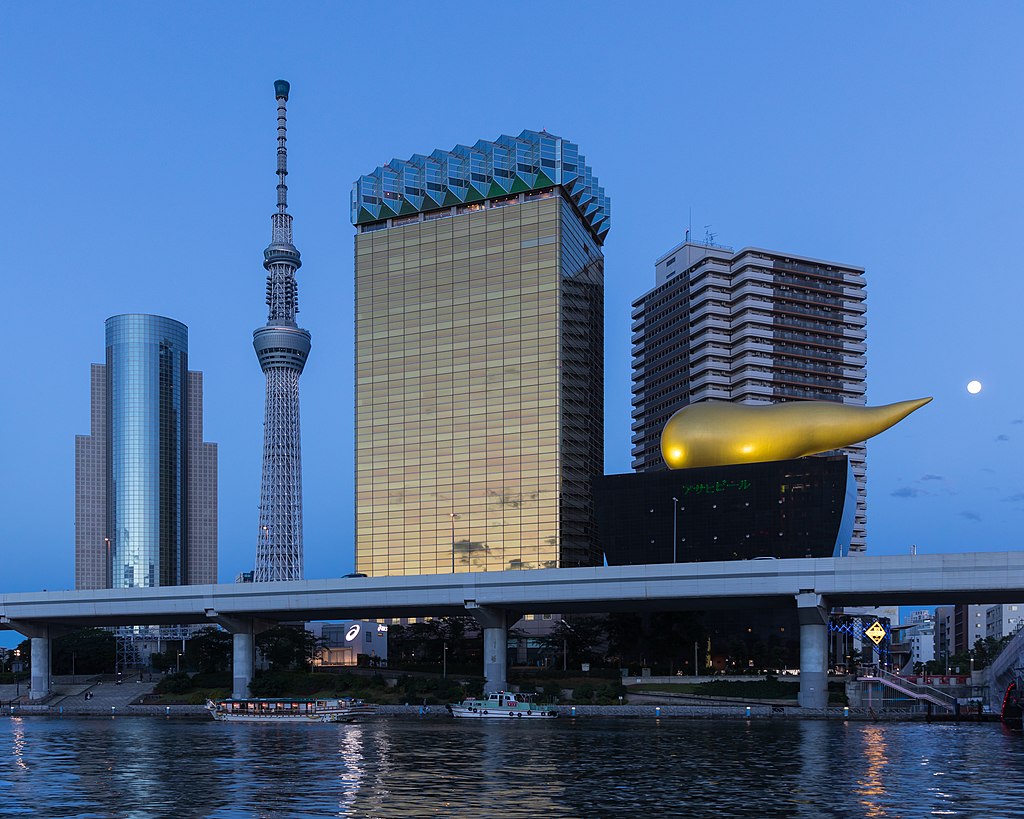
[2,716,1023,818]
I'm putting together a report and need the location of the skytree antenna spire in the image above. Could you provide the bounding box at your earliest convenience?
[253,79,311,582]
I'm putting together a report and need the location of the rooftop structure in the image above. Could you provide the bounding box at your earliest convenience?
[352,129,609,243]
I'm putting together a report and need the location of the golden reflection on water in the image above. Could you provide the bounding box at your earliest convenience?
[11,717,27,772]
[857,725,889,817]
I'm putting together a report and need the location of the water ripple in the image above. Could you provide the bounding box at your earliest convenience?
[2,717,1024,818]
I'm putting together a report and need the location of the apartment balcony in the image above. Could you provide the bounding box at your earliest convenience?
[772,272,846,296]
[690,371,732,389]
[730,337,774,355]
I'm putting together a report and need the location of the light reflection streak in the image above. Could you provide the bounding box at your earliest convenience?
[335,726,365,816]
[11,717,27,771]
[857,725,890,817]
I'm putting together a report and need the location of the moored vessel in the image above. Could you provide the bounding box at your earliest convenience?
[1002,679,1023,731]
[446,691,558,719]
[206,697,377,723]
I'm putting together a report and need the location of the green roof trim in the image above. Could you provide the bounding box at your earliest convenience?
[351,130,609,243]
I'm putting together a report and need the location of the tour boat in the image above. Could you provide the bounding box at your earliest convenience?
[206,697,377,723]
[446,691,558,719]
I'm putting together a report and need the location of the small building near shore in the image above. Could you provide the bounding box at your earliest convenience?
[310,621,388,668]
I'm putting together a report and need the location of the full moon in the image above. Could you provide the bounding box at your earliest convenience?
[967,380,982,394]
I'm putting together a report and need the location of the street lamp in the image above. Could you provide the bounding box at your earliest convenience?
[13,649,21,699]
[671,497,679,564]
[560,619,576,672]
[443,643,448,679]
[176,652,182,674]
[449,513,460,574]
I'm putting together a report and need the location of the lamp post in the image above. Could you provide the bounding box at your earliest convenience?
[671,497,679,563]
[560,619,576,672]
[449,513,460,574]
[176,652,182,674]
[13,649,21,699]
[694,641,699,680]
[443,643,448,679]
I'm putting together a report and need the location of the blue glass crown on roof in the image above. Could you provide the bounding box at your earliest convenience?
[351,129,610,244]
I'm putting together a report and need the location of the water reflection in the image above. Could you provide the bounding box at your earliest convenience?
[4,718,1024,817]
[857,724,889,817]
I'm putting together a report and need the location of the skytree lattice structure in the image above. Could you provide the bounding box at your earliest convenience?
[253,79,311,582]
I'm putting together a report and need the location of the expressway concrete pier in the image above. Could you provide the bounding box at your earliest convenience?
[4,552,1024,706]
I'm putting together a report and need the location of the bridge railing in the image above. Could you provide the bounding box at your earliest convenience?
[858,666,957,710]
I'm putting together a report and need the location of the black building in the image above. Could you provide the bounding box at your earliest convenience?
[594,455,855,565]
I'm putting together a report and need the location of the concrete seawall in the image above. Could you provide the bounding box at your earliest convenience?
[3,702,949,721]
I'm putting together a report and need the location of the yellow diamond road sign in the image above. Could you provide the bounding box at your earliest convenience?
[865,621,887,645]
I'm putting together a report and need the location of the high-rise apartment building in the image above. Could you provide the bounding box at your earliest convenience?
[630,241,868,551]
[253,80,311,582]
[351,130,608,576]
[75,314,217,590]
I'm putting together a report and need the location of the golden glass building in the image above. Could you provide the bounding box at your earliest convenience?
[352,131,609,576]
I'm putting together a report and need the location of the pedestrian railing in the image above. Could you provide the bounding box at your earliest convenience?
[858,666,957,711]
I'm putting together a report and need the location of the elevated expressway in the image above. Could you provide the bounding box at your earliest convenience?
[4,552,1024,708]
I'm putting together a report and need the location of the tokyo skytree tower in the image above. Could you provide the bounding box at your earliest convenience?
[253,80,311,582]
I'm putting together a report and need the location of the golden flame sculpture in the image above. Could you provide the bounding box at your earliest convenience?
[660,398,932,470]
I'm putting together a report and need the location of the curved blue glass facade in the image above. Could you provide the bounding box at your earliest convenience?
[105,315,189,588]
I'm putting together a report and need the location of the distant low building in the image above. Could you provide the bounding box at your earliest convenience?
[310,621,388,667]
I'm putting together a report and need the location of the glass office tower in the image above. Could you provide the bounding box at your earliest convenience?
[352,130,609,575]
[75,314,218,589]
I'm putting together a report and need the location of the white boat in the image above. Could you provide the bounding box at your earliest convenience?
[206,697,377,723]
[446,691,558,719]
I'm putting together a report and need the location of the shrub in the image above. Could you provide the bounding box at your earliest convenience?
[190,672,231,690]
[542,684,563,703]
[155,673,192,695]
[573,683,595,703]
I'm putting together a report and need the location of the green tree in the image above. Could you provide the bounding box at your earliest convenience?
[541,616,607,668]
[256,625,320,671]
[186,627,233,674]
[52,628,116,675]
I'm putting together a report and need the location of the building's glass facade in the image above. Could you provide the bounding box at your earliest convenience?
[352,132,607,576]
[105,315,189,588]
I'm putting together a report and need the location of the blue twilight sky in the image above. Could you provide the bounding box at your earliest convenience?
[1,4,1022,619]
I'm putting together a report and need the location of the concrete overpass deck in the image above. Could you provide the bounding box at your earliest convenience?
[3,552,1023,708]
